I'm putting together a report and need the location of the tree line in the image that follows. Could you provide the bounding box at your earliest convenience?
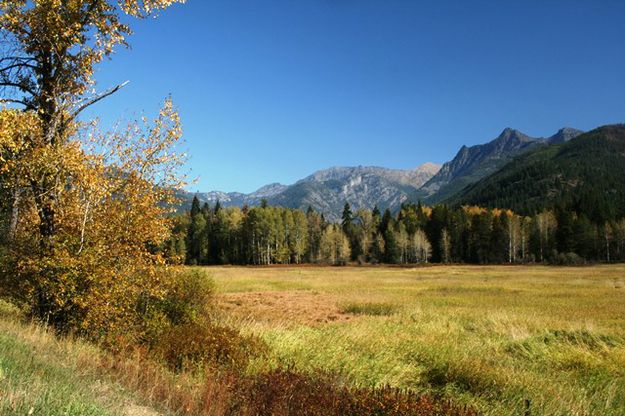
[167,197,625,266]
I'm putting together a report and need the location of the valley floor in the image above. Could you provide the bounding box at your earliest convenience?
[2,265,624,416]
[205,265,625,416]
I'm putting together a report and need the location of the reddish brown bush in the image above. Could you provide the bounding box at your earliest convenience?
[224,369,478,416]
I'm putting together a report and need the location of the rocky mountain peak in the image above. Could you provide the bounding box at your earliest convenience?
[416,162,441,174]
[252,183,288,198]
[548,127,584,144]
[494,128,535,144]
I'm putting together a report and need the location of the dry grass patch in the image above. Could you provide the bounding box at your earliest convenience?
[218,290,353,326]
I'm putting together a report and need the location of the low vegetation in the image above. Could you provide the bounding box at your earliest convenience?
[0,295,476,416]
[209,265,625,416]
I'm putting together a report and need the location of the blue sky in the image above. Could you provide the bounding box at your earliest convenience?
[85,0,625,193]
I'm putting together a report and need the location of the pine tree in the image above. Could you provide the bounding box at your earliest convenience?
[490,214,508,263]
[190,195,201,217]
[372,205,381,221]
[383,223,401,264]
[341,203,353,234]
[186,196,202,264]
[426,205,449,262]
[379,209,392,235]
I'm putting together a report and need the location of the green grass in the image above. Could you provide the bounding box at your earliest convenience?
[340,301,397,316]
[206,265,625,416]
[0,301,159,416]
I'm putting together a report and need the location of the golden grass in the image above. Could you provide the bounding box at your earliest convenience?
[0,297,476,416]
[203,265,625,416]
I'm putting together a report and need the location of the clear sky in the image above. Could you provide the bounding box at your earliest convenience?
[85,0,625,193]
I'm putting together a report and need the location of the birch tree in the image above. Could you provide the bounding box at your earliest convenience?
[1,0,183,250]
[320,224,350,265]
[411,229,432,263]
[439,228,451,264]
[534,211,557,262]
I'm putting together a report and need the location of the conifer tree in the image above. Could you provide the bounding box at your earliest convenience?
[383,223,401,264]
[341,203,354,234]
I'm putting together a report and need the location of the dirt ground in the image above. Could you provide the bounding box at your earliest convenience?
[218,290,354,326]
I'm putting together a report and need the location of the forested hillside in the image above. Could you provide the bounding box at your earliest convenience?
[455,125,625,222]
[421,127,583,203]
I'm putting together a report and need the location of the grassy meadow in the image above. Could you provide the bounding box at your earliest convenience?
[1,265,624,416]
[206,265,625,416]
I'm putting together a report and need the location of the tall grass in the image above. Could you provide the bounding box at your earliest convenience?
[340,301,397,316]
[4,264,624,415]
[209,265,625,416]
[0,298,474,416]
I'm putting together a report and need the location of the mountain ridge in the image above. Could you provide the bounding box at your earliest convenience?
[452,124,625,220]
[421,127,583,203]
[187,163,440,220]
[183,126,584,219]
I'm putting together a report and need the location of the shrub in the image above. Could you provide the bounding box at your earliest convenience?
[95,353,476,416]
[147,268,215,328]
[549,251,585,265]
[154,321,266,372]
[142,269,267,372]
[227,369,477,416]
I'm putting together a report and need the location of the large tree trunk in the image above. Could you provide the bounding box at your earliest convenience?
[8,186,21,241]
[32,178,57,253]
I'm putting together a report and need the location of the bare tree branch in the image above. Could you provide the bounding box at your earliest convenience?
[0,98,35,110]
[0,56,36,63]
[0,62,37,72]
[70,80,129,119]
[0,81,37,96]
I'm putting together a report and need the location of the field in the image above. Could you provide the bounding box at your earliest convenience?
[206,265,625,416]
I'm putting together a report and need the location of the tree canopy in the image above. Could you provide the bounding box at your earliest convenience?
[0,0,187,342]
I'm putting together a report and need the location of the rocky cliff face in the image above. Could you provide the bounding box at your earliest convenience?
[547,127,585,144]
[267,164,440,220]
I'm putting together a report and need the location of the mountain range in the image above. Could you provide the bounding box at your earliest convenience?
[453,124,625,221]
[184,126,585,220]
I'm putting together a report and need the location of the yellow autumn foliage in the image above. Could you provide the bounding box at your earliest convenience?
[0,0,203,346]
[0,100,188,343]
